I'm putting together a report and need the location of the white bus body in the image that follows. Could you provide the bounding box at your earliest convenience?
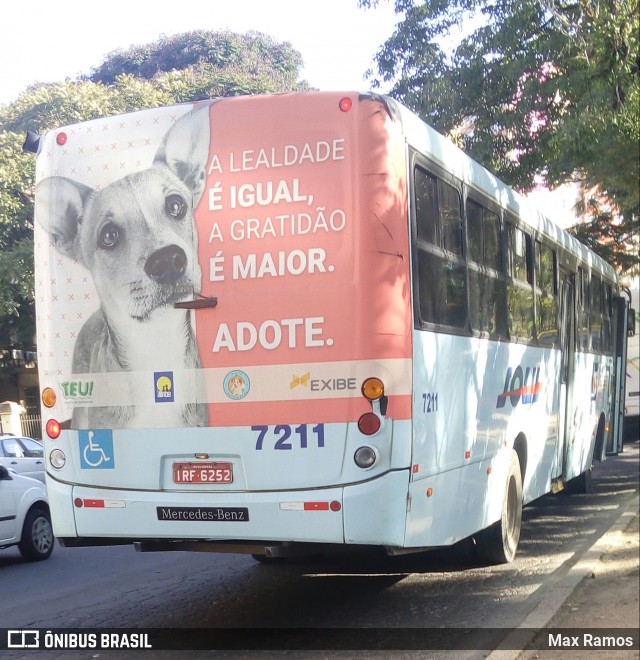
[30,93,625,562]
[624,289,639,427]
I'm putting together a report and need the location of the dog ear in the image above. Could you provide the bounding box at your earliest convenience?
[155,103,212,205]
[35,177,93,261]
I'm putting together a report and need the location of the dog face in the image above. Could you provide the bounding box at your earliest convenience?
[74,168,201,322]
[36,103,211,323]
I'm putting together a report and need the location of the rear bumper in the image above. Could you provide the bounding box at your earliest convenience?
[47,469,410,548]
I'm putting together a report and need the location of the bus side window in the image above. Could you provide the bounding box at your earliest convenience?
[440,182,463,255]
[467,198,506,337]
[415,168,438,245]
[590,275,603,352]
[506,223,534,341]
[577,268,591,352]
[602,283,613,351]
[535,241,559,347]
[414,167,467,329]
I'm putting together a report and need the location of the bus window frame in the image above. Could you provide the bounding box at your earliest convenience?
[464,190,508,340]
[410,152,471,336]
[505,216,536,344]
[534,239,560,348]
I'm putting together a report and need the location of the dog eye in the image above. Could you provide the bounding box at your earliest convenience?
[166,194,187,220]
[98,223,120,249]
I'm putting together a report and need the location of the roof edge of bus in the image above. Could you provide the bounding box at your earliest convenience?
[388,98,618,283]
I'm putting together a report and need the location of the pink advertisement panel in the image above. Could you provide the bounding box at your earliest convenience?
[194,94,411,425]
[34,93,411,429]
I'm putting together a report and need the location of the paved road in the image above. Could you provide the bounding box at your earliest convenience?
[1,440,637,658]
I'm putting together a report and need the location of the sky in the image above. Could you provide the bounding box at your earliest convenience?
[0,0,399,106]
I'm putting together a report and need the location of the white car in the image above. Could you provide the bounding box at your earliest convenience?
[0,465,54,561]
[0,435,45,483]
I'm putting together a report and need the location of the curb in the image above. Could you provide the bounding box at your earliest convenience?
[486,493,640,660]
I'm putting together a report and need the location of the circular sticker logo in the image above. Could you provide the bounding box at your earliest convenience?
[223,370,250,400]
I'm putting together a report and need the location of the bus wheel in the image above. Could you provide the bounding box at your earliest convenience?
[475,450,523,564]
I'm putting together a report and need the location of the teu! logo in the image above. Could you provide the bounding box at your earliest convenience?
[61,380,94,399]
[496,365,542,408]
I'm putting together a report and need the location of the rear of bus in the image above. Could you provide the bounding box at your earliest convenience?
[33,92,415,555]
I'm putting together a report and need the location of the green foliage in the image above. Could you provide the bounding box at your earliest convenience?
[361,0,639,273]
[0,131,35,344]
[89,30,309,96]
[0,30,308,343]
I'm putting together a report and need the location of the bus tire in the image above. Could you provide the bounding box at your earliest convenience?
[566,418,602,495]
[475,450,523,564]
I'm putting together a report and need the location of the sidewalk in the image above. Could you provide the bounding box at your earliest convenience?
[489,493,640,660]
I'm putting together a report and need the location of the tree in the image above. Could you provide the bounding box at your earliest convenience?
[0,131,35,345]
[360,0,639,273]
[88,30,309,100]
[0,30,309,343]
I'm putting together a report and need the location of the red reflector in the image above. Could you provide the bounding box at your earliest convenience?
[74,498,83,508]
[83,499,105,508]
[46,419,61,439]
[465,450,471,459]
[339,97,353,112]
[56,132,67,145]
[330,500,341,512]
[358,412,381,435]
[304,501,329,511]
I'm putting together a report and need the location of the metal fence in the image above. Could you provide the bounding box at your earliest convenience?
[21,414,42,440]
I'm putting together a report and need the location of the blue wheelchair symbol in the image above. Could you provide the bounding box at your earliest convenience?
[79,430,115,469]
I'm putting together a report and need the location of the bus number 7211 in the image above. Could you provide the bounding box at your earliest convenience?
[252,424,325,450]
[423,392,439,413]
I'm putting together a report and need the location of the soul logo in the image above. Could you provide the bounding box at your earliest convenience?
[496,365,542,408]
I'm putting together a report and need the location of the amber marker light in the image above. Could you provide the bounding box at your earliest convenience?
[362,377,384,401]
[42,387,57,408]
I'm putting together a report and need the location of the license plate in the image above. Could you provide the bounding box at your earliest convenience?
[173,461,233,484]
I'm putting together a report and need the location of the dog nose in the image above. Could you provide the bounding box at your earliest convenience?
[145,245,188,283]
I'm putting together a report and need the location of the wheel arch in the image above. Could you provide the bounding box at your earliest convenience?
[512,433,527,489]
[593,413,607,463]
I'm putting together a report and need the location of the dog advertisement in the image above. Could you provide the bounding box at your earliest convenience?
[34,94,412,430]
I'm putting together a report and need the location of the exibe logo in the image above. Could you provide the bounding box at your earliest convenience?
[496,365,542,408]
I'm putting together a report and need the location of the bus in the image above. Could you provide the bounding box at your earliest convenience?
[27,92,628,564]
[624,288,639,439]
